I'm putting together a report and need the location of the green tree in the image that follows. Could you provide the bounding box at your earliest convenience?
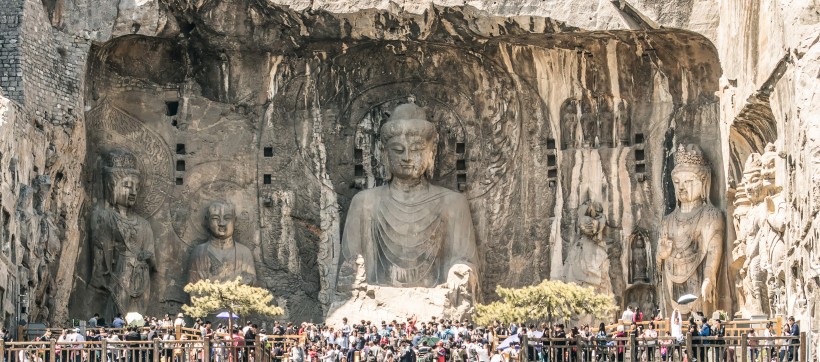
[183,277,284,330]
[474,279,616,325]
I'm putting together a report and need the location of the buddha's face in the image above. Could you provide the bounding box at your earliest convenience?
[386,134,432,181]
[672,170,705,204]
[207,204,235,239]
[110,174,140,208]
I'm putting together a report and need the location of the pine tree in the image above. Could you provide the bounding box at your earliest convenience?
[474,279,616,325]
[183,277,284,330]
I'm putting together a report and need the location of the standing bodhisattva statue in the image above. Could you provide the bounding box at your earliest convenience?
[189,200,257,285]
[91,148,156,315]
[658,144,725,315]
[341,100,479,302]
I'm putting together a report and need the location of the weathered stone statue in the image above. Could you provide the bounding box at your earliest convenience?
[734,143,787,316]
[657,144,724,315]
[189,200,257,285]
[91,148,156,315]
[340,100,479,299]
[564,198,610,294]
[631,233,649,284]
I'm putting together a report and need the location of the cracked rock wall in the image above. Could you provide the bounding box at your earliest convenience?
[0,0,816,355]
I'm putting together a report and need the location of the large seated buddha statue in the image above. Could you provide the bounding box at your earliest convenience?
[331,100,479,321]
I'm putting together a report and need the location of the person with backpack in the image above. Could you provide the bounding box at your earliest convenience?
[595,323,608,362]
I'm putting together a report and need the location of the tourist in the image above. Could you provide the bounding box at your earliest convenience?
[174,313,185,327]
[112,314,125,329]
[788,316,799,361]
[594,323,608,362]
[475,343,490,362]
[620,307,634,325]
[613,325,626,362]
[641,322,658,362]
[88,314,100,328]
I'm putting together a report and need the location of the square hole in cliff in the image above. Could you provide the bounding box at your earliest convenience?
[176,160,185,172]
[546,138,556,149]
[634,133,645,144]
[264,147,273,157]
[456,142,466,154]
[175,177,183,185]
[457,173,467,183]
[547,154,557,166]
[354,165,365,177]
[263,174,272,184]
[456,159,466,171]
[636,163,646,173]
[165,101,179,116]
[176,144,186,155]
[354,149,363,163]
[635,149,645,161]
[547,169,558,178]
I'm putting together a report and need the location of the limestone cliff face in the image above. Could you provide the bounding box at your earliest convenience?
[0,0,816,352]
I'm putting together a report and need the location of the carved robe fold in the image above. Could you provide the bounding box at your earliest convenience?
[90,207,155,314]
[189,242,257,286]
[342,185,478,288]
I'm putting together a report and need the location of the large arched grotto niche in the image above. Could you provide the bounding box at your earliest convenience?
[69,2,724,321]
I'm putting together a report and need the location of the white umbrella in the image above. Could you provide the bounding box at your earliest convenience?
[677,294,698,305]
[125,312,146,327]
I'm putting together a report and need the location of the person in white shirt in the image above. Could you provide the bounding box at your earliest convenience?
[475,343,490,362]
[621,306,635,325]
[669,309,683,342]
[489,350,503,362]
[174,313,185,327]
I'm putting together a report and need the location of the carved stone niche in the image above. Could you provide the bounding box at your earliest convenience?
[628,231,651,285]
[623,284,656,318]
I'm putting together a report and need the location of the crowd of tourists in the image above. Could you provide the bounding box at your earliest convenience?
[11,309,802,362]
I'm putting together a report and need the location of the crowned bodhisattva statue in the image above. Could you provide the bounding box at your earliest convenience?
[91,148,156,315]
[657,144,725,315]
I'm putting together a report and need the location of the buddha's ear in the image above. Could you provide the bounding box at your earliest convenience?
[381,144,392,181]
[425,134,438,180]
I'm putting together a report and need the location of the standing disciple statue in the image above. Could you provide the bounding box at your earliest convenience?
[657,144,725,315]
[189,200,257,285]
[91,148,156,315]
[564,198,610,295]
[341,100,479,301]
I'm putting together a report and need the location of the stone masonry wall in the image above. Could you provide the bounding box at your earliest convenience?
[0,0,23,103]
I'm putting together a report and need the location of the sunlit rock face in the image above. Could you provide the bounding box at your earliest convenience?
[62,0,724,322]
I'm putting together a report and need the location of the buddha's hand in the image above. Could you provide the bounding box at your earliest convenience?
[701,278,714,303]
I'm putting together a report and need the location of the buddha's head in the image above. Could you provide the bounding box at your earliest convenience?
[206,200,235,240]
[380,101,438,182]
[671,144,711,206]
[102,148,141,209]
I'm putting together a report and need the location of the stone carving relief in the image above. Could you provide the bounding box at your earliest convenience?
[732,143,787,316]
[90,148,157,315]
[657,144,725,315]
[16,175,61,322]
[189,200,257,285]
[564,197,611,295]
[629,231,650,284]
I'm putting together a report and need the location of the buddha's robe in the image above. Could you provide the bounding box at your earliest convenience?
[189,241,257,285]
[342,185,478,288]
